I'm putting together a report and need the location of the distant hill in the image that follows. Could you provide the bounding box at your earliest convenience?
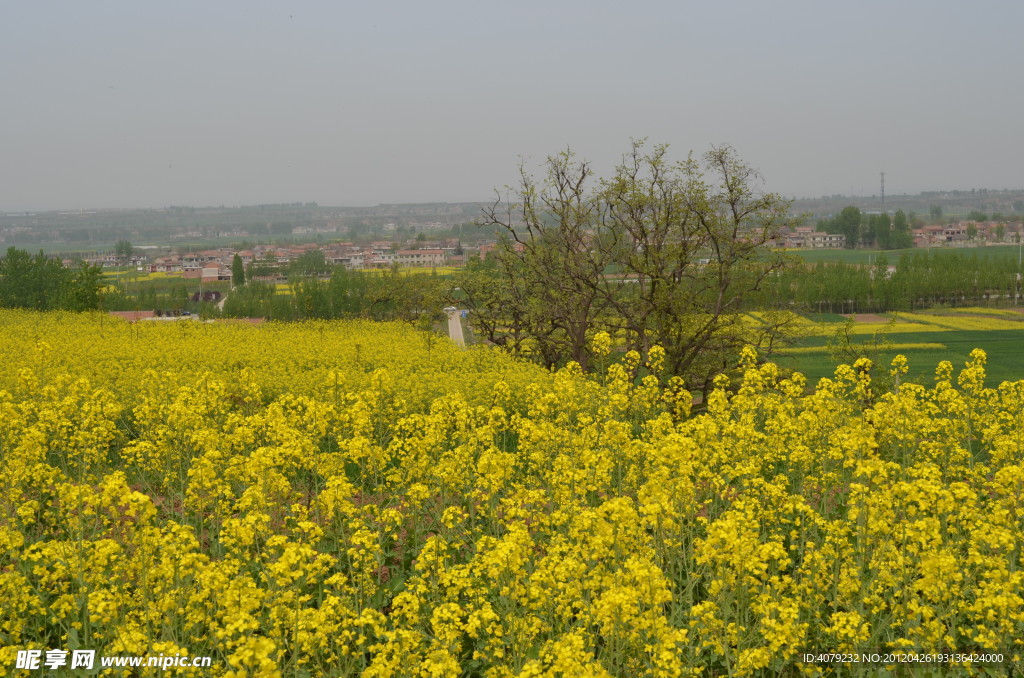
[4,191,1024,250]
[789,188,1024,220]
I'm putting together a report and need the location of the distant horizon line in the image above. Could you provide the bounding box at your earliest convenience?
[4,187,1024,215]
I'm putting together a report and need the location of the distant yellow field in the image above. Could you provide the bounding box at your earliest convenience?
[361,266,459,276]
[746,311,815,327]
[103,270,168,282]
[896,312,1024,331]
[944,306,1024,319]
[802,320,947,336]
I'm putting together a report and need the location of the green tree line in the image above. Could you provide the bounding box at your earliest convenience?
[222,265,450,323]
[818,207,914,249]
[776,250,1024,313]
[0,247,104,311]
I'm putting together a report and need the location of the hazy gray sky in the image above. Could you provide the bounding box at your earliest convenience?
[2,1,1022,210]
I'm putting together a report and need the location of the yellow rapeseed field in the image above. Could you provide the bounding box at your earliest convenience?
[0,311,1021,676]
[945,307,1024,320]
[896,312,1024,332]
[802,320,948,337]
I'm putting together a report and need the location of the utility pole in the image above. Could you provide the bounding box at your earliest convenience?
[1017,232,1022,303]
[880,172,885,213]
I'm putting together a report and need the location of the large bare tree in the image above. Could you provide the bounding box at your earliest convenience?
[464,141,799,393]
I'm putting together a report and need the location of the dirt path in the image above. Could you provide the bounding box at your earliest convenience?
[447,309,465,347]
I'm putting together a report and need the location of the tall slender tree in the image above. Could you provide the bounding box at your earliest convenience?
[232,253,246,287]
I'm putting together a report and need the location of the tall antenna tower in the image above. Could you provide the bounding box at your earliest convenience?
[880,171,885,213]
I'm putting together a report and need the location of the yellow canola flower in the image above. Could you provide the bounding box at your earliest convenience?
[1,310,1023,676]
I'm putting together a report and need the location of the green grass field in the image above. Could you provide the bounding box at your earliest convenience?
[775,327,1024,386]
